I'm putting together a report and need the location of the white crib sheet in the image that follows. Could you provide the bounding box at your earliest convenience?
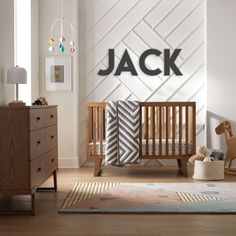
[89,139,193,156]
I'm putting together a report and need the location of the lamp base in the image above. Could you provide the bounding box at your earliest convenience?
[9,101,26,107]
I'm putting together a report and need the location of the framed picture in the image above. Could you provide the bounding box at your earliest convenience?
[45,56,72,91]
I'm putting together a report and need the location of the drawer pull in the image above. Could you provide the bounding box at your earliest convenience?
[36,117,41,121]
[50,135,54,140]
[37,141,41,145]
[51,158,55,163]
[50,115,54,119]
[37,167,42,173]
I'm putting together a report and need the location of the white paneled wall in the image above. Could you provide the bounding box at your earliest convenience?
[40,0,78,168]
[79,0,206,165]
[0,0,15,105]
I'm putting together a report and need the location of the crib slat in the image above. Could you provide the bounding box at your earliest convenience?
[172,106,176,156]
[150,106,155,155]
[166,106,169,156]
[91,108,93,142]
[192,103,196,155]
[139,107,142,156]
[179,106,182,155]
[103,108,106,139]
[156,107,159,146]
[145,106,149,156]
[85,106,90,160]
[143,107,146,139]
[93,107,97,155]
[161,107,164,138]
[168,107,171,138]
[189,107,193,142]
[99,107,103,155]
[186,106,189,155]
[159,106,162,156]
[97,107,99,153]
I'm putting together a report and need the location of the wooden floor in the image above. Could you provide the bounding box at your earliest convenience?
[1,165,236,236]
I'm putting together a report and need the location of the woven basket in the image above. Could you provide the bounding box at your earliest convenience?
[192,160,224,180]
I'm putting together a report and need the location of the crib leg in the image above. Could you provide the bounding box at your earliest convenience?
[94,159,102,177]
[177,159,188,177]
[177,159,182,169]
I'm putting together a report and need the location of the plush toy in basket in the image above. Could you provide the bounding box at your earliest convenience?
[189,146,224,180]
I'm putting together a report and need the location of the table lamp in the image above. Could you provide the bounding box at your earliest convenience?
[7,66,27,107]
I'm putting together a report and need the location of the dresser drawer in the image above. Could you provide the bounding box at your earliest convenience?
[30,129,46,159]
[30,109,46,131]
[45,108,57,127]
[31,154,46,188]
[46,148,58,177]
[45,126,57,150]
[30,107,57,131]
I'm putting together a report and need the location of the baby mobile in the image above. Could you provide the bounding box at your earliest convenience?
[48,0,76,53]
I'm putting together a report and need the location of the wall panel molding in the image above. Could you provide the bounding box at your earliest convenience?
[79,0,206,165]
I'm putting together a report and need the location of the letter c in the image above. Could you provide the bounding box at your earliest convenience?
[139,49,162,76]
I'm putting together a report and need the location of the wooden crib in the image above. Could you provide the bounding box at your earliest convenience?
[85,102,196,177]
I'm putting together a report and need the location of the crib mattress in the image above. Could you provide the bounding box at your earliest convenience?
[89,139,193,156]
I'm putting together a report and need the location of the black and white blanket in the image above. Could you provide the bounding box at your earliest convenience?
[105,101,140,166]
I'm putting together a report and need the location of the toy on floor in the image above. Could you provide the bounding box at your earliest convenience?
[215,121,236,175]
[32,96,48,106]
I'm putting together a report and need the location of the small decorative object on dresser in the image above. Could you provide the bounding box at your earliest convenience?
[0,105,58,215]
[32,96,48,106]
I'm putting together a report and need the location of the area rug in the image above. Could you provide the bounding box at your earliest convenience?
[58,182,236,214]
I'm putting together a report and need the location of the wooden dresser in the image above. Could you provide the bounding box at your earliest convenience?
[0,105,58,215]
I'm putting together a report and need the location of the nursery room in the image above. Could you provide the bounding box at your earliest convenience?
[0,0,236,235]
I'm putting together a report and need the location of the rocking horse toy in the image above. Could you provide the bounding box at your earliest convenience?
[215,121,236,175]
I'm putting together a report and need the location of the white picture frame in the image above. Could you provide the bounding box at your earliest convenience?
[44,56,72,92]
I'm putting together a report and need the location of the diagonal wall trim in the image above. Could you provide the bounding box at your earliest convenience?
[79,0,206,165]
[113,55,153,92]
[176,21,204,49]
[155,0,202,38]
[79,0,120,40]
[152,0,184,31]
[163,0,204,40]
[166,63,204,101]
[79,0,141,58]
[145,43,204,101]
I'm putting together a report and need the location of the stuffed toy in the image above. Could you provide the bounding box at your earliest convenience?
[215,120,236,175]
[189,146,208,164]
[32,96,48,106]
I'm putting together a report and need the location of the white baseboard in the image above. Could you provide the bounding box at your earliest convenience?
[58,157,80,168]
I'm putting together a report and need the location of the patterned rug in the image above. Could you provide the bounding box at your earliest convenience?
[59,182,236,214]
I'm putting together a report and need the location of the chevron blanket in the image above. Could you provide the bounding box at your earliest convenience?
[105,101,140,166]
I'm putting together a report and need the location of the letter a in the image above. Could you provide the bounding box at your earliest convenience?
[114,49,138,76]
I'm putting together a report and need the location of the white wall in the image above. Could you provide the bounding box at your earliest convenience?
[0,0,39,106]
[0,0,15,105]
[78,0,206,165]
[207,0,236,152]
[39,0,79,167]
[31,0,40,100]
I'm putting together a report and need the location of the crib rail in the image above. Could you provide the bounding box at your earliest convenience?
[86,102,106,160]
[139,102,196,159]
[86,102,196,160]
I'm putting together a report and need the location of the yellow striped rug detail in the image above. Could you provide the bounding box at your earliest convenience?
[61,182,120,209]
[177,192,223,202]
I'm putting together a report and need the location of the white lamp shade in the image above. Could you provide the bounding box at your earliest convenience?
[7,66,27,84]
